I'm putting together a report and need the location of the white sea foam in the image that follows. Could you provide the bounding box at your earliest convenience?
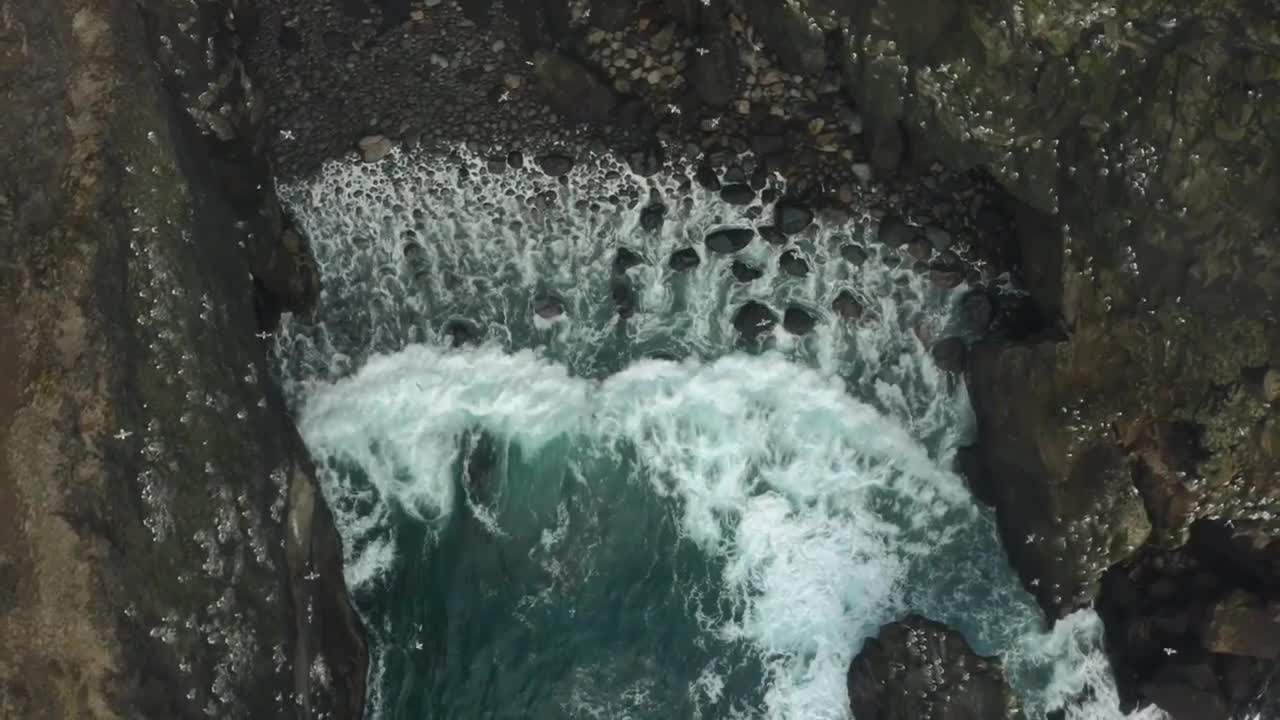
[278,149,1167,720]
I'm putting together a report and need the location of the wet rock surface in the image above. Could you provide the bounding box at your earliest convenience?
[0,0,365,717]
[848,615,1024,720]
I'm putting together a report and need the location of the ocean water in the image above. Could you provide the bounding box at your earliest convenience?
[274,150,1169,720]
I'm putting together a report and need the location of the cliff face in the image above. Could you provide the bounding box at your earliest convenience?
[0,0,365,717]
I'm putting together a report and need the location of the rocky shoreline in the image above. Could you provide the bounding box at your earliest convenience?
[3,0,1278,718]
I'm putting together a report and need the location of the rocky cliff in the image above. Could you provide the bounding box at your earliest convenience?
[0,0,366,717]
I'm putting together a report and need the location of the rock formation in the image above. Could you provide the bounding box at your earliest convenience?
[848,615,1023,720]
[0,0,366,717]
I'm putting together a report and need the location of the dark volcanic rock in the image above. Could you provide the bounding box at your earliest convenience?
[533,293,565,318]
[783,307,817,335]
[538,153,575,176]
[832,290,864,321]
[931,337,967,373]
[613,247,644,274]
[848,615,1022,720]
[532,50,617,124]
[610,278,637,319]
[739,0,825,75]
[758,224,787,246]
[669,247,702,271]
[731,261,763,283]
[776,202,814,234]
[640,203,666,232]
[590,0,633,30]
[694,164,721,190]
[705,227,755,254]
[733,301,778,339]
[960,291,994,333]
[689,33,740,109]
[720,183,756,205]
[444,319,482,347]
[779,249,810,277]
[876,215,916,248]
[840,244,869,265]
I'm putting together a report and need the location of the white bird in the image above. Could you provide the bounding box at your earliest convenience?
[114,429,133,440]
[498,90,511,103]
[701,0,710,6]
[278,129,296,141]
[1163,647,1177,656]
[255,331,272,340]
[668,104,681,115]
[696,47,710,56]
[1029,578,1039,587]
[1025,533,1037,544]
[413,638,424,651]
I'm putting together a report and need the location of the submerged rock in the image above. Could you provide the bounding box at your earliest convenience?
[758,225,787,246]
[669,247,701,271]
[776,202,814,234]
[931,337,967,373]
[533,293,565,318]
[720,183,756,206]
[832,290,864,321]
[876,215,916,248]
[848,615,1023,720]
[783,307,817,335]
[640,203,666,232]
[705,227,754,254]
[532,51,617,123]
[840,244,869,266]
[779,249,810,277]
[733,300,777,339]
[537,153,575,176]
[730,261,763,283]
[613,247,644,274]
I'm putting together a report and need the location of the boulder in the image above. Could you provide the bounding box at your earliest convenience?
[840,244,869,265]
[590,0,632,30]
[689,33,740,109]
[532,50,617,123]
[876,215,916,248]
[613,247,644,274]
[669,247,701,271]
[358,134,393,162]
[848,615,1023,720]
[533,293,565,318]
[733,301,778,339]
[640,203,666,232]
[738,0,825,76]
[720,183,756,205]
[832,290,864,321]
[783,307,817,335]
[610,278,637,319]
[931,337,967,373]
[537,153,574,176]
[758,225,787,246]
[705,227,755,254]
[731,261,763,283]
[779,248,810,277]
[776,202,814,234]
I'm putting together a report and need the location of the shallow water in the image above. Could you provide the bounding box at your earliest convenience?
[275,150,1166,720]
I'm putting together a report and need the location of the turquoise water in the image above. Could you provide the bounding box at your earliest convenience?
[276,151,1160,720]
